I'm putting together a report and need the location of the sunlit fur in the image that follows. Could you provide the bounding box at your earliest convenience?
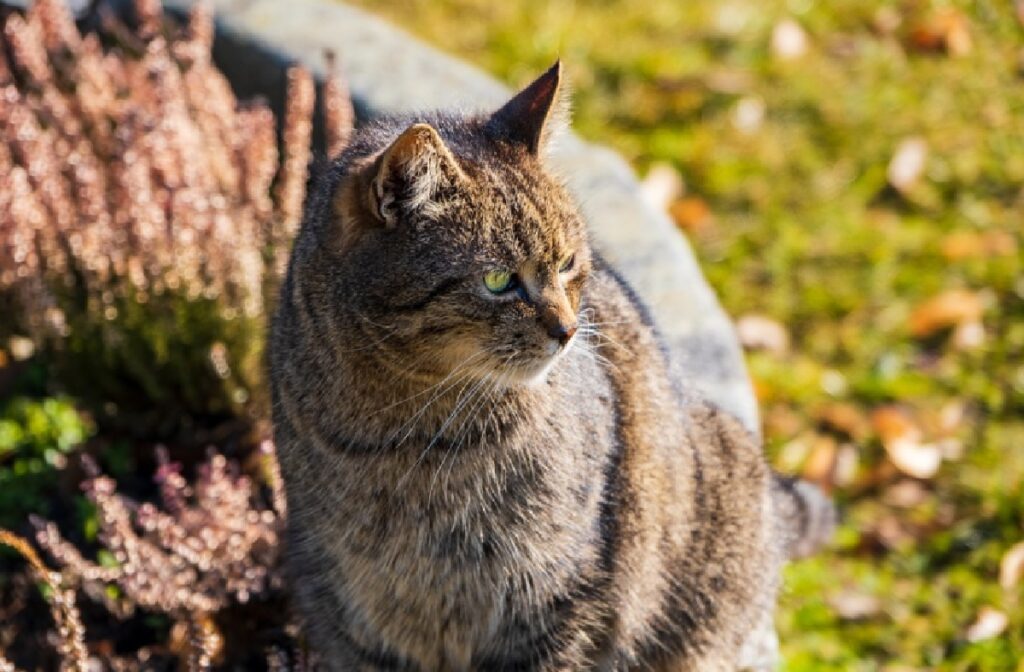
[270,65,833,671]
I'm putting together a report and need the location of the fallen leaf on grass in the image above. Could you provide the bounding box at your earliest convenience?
[829,589,882,621]
[669,197,714,234]
[874,515,915,549]
[736,314,789,354]
[771,19,808,60]
[1000,542,1024,590]
[640,162,684,211]
[816,402,871,441]
[952,320,985,350]
[872,406,942,479]
[801,434,838,489]
[908,289,984,338]
[941,230,1018,260]
[909,9,972,56]
[833,444,859,488]
[882,479,929,508]
[965,607,1007,643]
[939,399,967,434]
[887,137,928,193]
[731,96,765,134]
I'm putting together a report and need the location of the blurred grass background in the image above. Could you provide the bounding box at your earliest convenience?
[347,0,1024,669]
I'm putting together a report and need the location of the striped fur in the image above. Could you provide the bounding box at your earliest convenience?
[269,64,833,671]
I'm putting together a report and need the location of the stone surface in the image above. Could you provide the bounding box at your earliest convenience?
[164,0,759,431]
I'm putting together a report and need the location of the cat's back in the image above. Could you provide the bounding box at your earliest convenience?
[578,262,781,669]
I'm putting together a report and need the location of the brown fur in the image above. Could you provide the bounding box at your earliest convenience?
[269,63,833,671]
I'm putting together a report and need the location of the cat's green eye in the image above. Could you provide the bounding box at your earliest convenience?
[559,253,576,273]
[484,269,515,294]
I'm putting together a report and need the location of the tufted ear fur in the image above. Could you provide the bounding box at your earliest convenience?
[367,123,466,227]
[332,123,466,250]
[487,61,570,157]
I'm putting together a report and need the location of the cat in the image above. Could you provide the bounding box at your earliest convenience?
[269,62,834,671]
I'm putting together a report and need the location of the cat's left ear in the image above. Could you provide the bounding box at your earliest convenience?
[487,61,570,157]
[367,123,467,228]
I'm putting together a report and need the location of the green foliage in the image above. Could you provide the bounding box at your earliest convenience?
[350,0,1023,667]
[47,283,265,438]
[0,396,91,529]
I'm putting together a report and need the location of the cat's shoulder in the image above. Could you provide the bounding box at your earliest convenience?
[684,399,768,486]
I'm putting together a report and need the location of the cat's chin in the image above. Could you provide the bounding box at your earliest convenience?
[506,338,575,388]
[518,359,559,388]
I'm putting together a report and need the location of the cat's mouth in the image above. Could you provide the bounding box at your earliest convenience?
[505,331,577,386]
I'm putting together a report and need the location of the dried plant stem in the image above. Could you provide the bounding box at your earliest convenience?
[273,66,315,276]
[0,530,88,672]
[324,50,355,158]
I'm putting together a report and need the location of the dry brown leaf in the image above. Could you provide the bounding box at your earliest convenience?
[669,197,714,234]
[909,9,972,56]
[829,589,882,621]
[939,399,967,434]
[833,444,859,488]
[764,404,805,440]
[941,230,984,260]
[908,289,984,337]
[1000,542,1024,590]
[941,230,1019,261]
[965,607,1007,643]
[771,19,808,60]
[816,402,871,441]
[887,137,928,193]
[883,435,942,479]
[883,479,929,508]
[736,314,790,354]
[802,434,838,489]
[984,230,1019,256]
[776,433,814,474]
[872,406,942,479]
[731,96,765,134]
[953,320,985,350]
[874,515,915,549]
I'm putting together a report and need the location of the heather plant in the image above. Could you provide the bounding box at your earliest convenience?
[30,441,288,668]
[0,0,355,667]
[0,0,353,437]
[0,529,88,672]
[0,442,299,670]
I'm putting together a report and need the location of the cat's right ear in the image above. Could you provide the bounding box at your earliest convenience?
[486,61,569,158]
[332,123,466,251]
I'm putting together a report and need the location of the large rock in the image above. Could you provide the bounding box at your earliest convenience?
[166,0,759,432]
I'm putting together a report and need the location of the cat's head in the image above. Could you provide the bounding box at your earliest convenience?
[317,63,590,386]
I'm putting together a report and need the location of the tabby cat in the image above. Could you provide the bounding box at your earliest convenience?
[269,63,833,671]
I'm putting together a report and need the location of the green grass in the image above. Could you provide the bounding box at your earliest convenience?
[348,0,1023,668]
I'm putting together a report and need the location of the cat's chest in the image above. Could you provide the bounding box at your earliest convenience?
[321,439,605,667]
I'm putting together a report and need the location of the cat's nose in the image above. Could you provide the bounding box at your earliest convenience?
[547,321,577,347]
